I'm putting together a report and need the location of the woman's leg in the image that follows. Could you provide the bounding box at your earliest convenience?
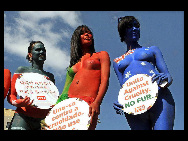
[124,112,152,130]
[88,115,98,130]
[150,88,175,130]
[8,113,30,130]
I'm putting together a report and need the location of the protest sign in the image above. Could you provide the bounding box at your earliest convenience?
[45,98,91,130]
[118,74,158,115]
[15,73,59,109]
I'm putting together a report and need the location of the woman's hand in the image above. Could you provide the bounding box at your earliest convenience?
[12,96,34,107]
[41,119,50,130]
[152,73,173,88]
[89,102,100,124]
[113,101,124,115]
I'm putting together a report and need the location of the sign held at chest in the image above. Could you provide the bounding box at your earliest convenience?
[15,73,59,109]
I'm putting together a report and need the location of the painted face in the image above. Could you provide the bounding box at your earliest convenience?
[80,31,93,47]
[124,20,140,42]
[30,43,46,62]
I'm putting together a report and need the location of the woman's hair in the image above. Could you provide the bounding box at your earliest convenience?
[118,16,140,42]
[69,25,95,67]
[26,41,44,63]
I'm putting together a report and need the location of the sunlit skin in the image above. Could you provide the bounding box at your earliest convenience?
[80,32,93,50]
[68,31,110,130]
[8,43,55,118]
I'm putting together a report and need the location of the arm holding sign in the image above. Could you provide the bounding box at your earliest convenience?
[7,67,34,107]
[4,69,11,99]
[150,46,173,88]
[113,101,124,115]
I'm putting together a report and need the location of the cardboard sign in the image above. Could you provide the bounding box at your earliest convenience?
[15,73,59,109]
[118,74,158,115]
[45,98,91,130]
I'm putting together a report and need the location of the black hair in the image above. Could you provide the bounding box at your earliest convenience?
[69,25,95,67]
[118,16,140,42]
[26,41,44,62]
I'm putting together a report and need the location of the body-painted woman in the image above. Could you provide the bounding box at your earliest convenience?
[7,41,55,130]
[113,16,175,130]
[57,25,110,130]
[4,69,11,99]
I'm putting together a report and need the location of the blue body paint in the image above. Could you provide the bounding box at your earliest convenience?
[113,16,175,130]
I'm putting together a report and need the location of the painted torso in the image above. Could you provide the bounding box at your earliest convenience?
[114,47,158,85]
[68,52,102,99]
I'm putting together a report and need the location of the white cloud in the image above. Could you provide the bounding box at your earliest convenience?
[18,11,82,28]
[4,11,83,76]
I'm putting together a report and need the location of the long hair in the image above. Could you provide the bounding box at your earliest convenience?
[118,16,140,42]
[69,25,95,67]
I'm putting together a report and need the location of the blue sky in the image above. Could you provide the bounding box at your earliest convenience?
[4,11,184,130]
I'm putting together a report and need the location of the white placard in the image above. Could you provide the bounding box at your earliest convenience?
[45,98,91,130]
[15,73,59,109]
[118,74,158,115]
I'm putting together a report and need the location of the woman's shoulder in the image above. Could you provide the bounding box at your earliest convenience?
[99,51,108,54]
[94,51,110,61]
[96,51,109,56]
[43,71,54,78]
[95,51,109,56]
[97,51,110,64]
[141,46,161,53]
[147,46,160,51]
[4,68,11,74]
[147,46,162,55]
[44,71,54,77]
[15,66,30,73]
[67,67,76,76]
[114,53,126,64]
